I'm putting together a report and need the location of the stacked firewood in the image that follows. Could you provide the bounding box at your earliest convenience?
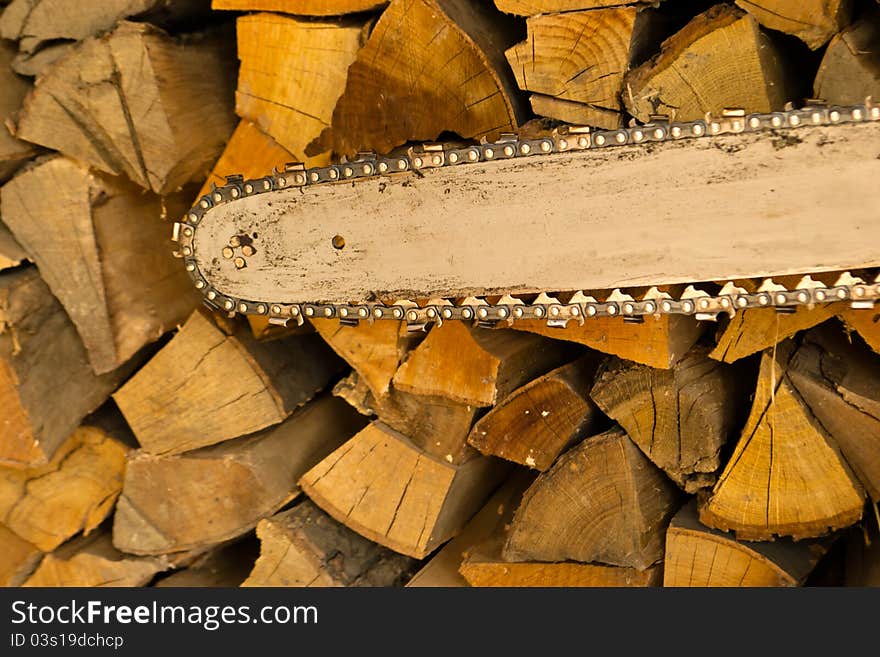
[1,0,879,588]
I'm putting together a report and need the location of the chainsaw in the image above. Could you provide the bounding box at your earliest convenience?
[173,100,880,332]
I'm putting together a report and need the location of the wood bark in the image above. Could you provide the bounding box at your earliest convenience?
[513,315,704,369]
[393,323,577,407]
[814,9,880,105]
[699,340,866,540]
[1,156,200,374]
[735,0,849,50]
[235,12,366,163]
[113,311,347,455]
[15,21,236,194]
[0,268,128,468]
[664,501,829,586]
[0,40,38,182]
[300,422,509,558]
[0,0,212,53]
[310,0,525,156]
[0,425,128,552]
[624,5,793,123]
[591,348,750,491]
[0,524,41,586]
[503,426,680,569]
[468,355,603,471]
[242,500,416,586]
[113,394,366,555]
[213,0,388,16]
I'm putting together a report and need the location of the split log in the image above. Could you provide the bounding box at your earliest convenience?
[0,425,128,552]
[591,348,750,491]
[664,501,828,587]
[24,531,173,587]
[814,9,880,105]
[300,422,509,558]
[512,315,704,369]
[0,269,128,468]
[113,394,366,555]
[242,500,416,587]
[0,524,41,586]
[156,539,259,588]
[334,372,478,464]
[735,0,849,50]
[235,12,366,161]
[0,223,27,270]
[0,41,38,182]
[503,426,680,569]
[407,471,534,587]
[468,355,603,471]
[0,0,211,53]
[494,0,636,16]
[113,311,347,455]
[460,542,661,587]
[506,7,647,129]
[393,323,576,407]
[311,0,525,156]
[10,42,72,77]
[699,341,865,540]
[785,327,880,501]
[841,308,880,354]
[213,0,388,15]
[1,156,200,374]
[624,5,793,123]
[15,21,236,194]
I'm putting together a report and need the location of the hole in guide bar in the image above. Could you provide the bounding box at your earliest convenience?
[332,235,346,250]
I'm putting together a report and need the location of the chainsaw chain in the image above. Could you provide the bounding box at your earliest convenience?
[173,100,880,331]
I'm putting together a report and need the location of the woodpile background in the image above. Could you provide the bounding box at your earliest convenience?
[1,0,879,588]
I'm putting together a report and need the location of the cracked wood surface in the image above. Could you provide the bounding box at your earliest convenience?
[0,524,41,586]
[0,425,128,552]
[699,339,865,540]
[235,12,366,161]
[1,156,199,374]
[213,0,388,16]
[311,0,525,156]
[0,40,38,182]
[624,5,793,123]
[468,355,603,471]
[735,0,849,50]
[113,311,346,455]
[494,0,638,15]
[503,426,680,569]
[242,499,416,586]
[664,501,828,586]
[112,394,366,555]
[15,21,236,194]
[300,422,509,558]
[591,347,752,492]
[814,8,880,105]
[0,269,128,468]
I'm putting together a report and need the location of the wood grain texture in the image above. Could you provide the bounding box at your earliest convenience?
[213,0,388,15]
[16,21,236,194]
[311,0,525,156]
[1,156,199,373]
[814,9,880,105]
[736,0,849,49]
[0,426,128,551]
[0,269,127,468]
[393,323,576,407]
[235,13,366,160]
[840,308,880,354]
[113,311,346,455]
[195,122,880,306]
[664,501,828,587]
[0,223,27,271]
[242,500,415,586]
[0,524,41,586]
[469,355,602,470]
[591,348,750,491]
[113,395,366,555]
[700,341,865,540]
[503,426,680,569]
[528,94,622,130]
[494,0,636,15]
[0,41,38,182]
[300,422,509,558]
[624,5,792,122]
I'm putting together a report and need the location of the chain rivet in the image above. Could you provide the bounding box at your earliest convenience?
[594,135,606,146]
[272,305,282,315]
[195,280,206,289]
[498,308,508,318]
[462,308,472,319]
[432,155,442,165]
[633,130,645,142]
[239,303,248,312]
[852,109,864,120]
[540,141,551,152]
[213,192,222,202]
[186,263,195,272]
[442,308,453,319]
[245,184,254,193]
[207,290,216,300]
[644,302,655,313]
[815,290,826,301]
[607,304,617,315]
[503,145,514,156]
[749,117,761,128]
[577,136,588,148]
[225,300,234,310]
[233,257,246,269]
[305,307,314,316]
[521,143,531,154]
[558,139,568,150]
[449,152,459,163]
[358,308,368,318]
